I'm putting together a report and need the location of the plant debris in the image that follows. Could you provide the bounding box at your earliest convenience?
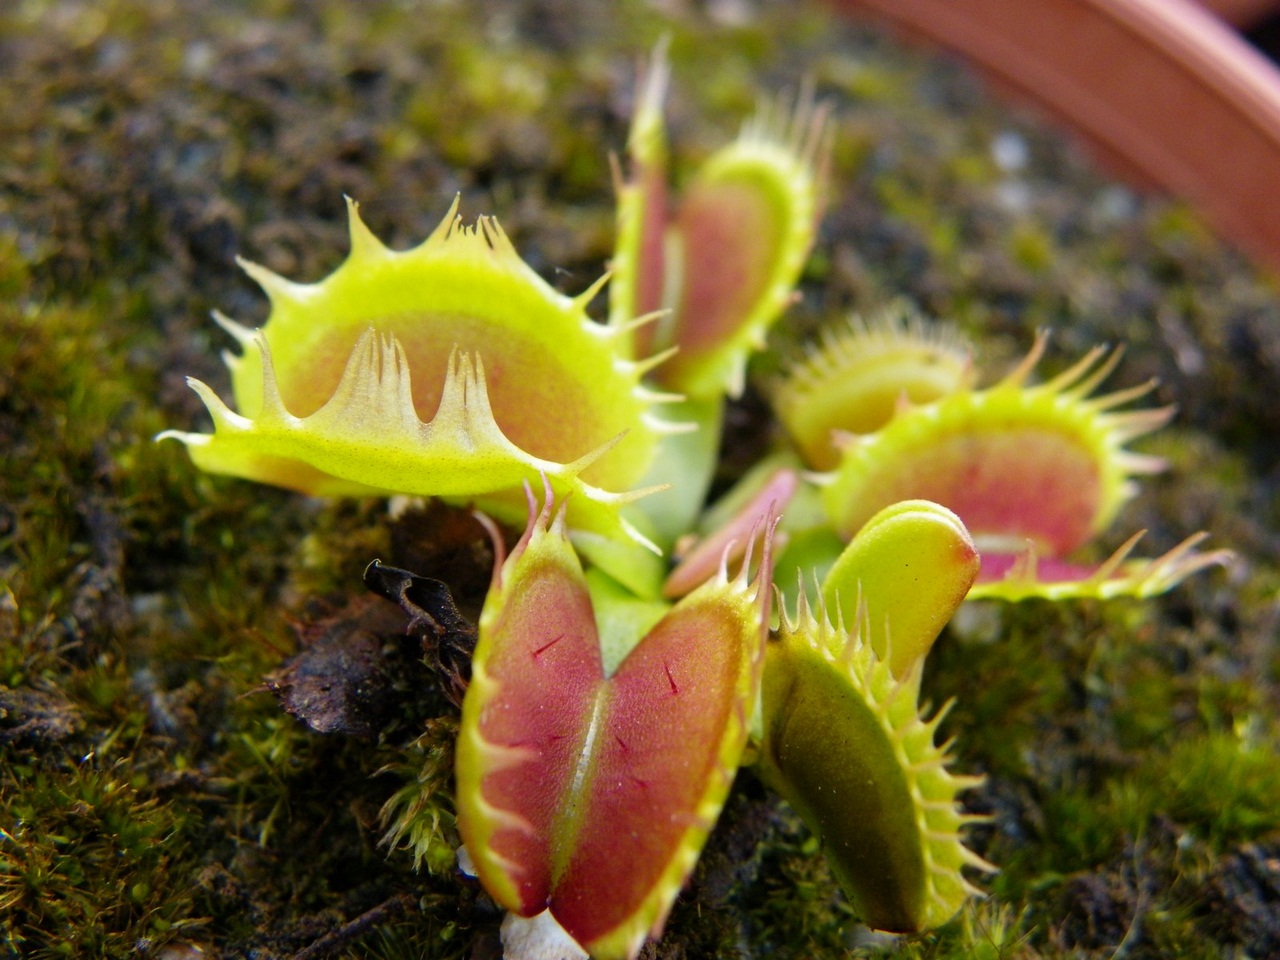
[264,597,416,738]
[2,0,1278,956]
[363,560,478,707]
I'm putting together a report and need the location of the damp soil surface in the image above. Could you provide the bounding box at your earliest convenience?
[2,1,1279,958]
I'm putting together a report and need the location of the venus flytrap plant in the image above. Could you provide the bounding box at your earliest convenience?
[458,480,776,959]
[159,45,1230,960]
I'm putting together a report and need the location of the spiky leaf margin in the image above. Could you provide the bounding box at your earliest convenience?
[818,334,1171,557]
[968,529,1233,601]
[161,198,685,557]
[758,588,992,933]
[773,302,974,470]
[609,46,831,399]
[608,41,671,356]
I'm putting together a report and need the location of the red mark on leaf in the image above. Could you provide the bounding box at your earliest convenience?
[664,662,679,696]
[533,634,565,659]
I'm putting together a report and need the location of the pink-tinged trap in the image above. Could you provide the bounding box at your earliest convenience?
[457,481,776,959]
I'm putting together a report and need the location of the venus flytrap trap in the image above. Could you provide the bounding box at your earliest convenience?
[160,44,1229,960]
[608,44,829,400]
[772,303,975,471]
[613,84,829,402]
[610,46,831,548]
[459,480,775,959]
[775,314,1232,602]
[757,502,992,934]
[158,196,681,595]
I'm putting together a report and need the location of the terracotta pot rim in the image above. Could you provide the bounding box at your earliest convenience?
[826,0,1280,275]
[1200,0,1280,27]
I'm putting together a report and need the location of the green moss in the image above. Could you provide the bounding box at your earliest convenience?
[375,718,459,876]
[1006,222,1055,274]
[2,0,1278,956]
[1153,727,1280,848]
[0,754,203,958]
[741,820,853,958]
[876,175,966,263]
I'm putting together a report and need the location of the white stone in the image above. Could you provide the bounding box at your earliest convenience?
[500,910,589,960]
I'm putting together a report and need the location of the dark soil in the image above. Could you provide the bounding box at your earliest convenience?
[2,1,1278,958]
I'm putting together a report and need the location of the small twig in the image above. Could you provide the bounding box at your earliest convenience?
[288,892,417,960]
